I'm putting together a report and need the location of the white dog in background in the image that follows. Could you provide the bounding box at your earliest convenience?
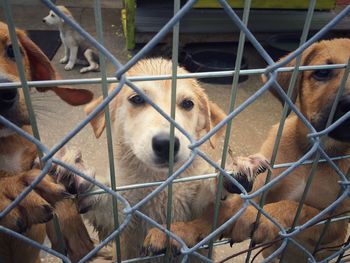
[43,5,99,73]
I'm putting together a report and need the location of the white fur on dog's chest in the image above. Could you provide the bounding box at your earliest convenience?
[0,149,24,173]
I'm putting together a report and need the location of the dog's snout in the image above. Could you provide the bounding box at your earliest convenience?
[0,79,18,111]
[42,18,46,23]
[152,133,180,162]
[327,95,350,142]
[337,97,350,115]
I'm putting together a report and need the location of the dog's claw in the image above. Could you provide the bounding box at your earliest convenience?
[140,247,147,257]
[172,245,181,256]
[16,218,27,233]
[223,154,270,194]
[229,239,234,247]
[40,204,54,223]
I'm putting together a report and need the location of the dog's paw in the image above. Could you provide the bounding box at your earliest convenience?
[223,154,270,194]
[0,170,68,232]
[142,222,204,257]
[65,63,74,71]
[229,205,277,245]
[50,147,96,195]
[60,57,68,64]
[79,67,91,74]
[48,146,97,214]
[80,64,99,74]
[141,227,181,257]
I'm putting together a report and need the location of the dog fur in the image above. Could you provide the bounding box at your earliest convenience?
[78,58,269,261]
[142,39,350,262]
[0,21,94,263]
[42,5,99,73]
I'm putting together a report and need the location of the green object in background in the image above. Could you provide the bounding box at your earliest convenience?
[122,0,136,50]
[121,0,337,50]
[193,0,335,10]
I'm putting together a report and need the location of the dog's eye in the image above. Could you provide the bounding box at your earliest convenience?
[312,69,332,81]
[51,13,55,18]
[180,99,194,110]
[128,94,145,105]
[5,44,15,60]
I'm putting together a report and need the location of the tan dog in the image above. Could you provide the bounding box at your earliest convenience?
[0,21,94,263]
[79,58,269,262]
[142,39,350,262]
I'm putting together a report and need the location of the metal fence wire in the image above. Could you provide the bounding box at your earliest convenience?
[0,0,350,262]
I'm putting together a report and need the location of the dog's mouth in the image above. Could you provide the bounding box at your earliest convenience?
[0,109,30,132]
[152,156,180,169]
[328,116,350,142]
[313,96,350,143]
[0,85,30,129]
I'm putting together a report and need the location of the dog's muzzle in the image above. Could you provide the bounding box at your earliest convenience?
[329,95,350,142]
[0,79,18,112]
[0,78,30,130]
[152,132,180,165]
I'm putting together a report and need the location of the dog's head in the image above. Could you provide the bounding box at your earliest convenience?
[42,6,72,26]
[85,58,226,171]
[0,21,93,137]
[267,38,350,142]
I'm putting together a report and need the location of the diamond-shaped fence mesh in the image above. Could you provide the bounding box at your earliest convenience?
[0,0,349,262]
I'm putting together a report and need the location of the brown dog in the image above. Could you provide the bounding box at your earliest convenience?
[142,39,350,262]
[0,21,94,263]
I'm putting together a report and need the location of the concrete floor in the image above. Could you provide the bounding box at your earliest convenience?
[1,2,282,262]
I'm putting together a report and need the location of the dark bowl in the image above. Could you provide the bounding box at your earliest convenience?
[266,33,301,61]
[182,49,248,84]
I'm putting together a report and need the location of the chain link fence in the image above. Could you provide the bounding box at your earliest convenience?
[0,0,350,262]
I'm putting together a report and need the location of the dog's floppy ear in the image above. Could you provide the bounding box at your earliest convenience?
[16,29,93,106]
[262,43,318,106]
[84,96,105,138]
[199,92,227,148]
[84,91,117,138]
[207,101,227,148]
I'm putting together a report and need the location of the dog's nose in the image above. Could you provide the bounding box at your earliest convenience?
[337,96,350,115]
[152,133,180,162]
[0,79,18,112]
[42,18,46,23]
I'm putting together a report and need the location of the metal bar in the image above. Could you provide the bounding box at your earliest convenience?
[164,0,180,261]
[249,1,316,262]
[94,0,122,261]
[208,0,251,259]
[0,64,346,89]
[336,234,350,263]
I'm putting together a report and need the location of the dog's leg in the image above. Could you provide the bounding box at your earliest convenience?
[80,49,99,73]
[0,224,46,263]
[228,200,347,261]
[65,45,78,71]
[142,195,245,256]
[60,42,69,64]
[47,199,94,263]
